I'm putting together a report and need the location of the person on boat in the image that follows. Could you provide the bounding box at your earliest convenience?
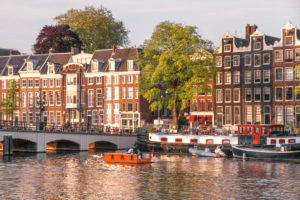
[127,148,134,154]
[137,148,143,158]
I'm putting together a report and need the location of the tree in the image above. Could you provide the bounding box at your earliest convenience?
[138,21,215,129]
[55,6,129,52]
[33,24,82,54]
[0,80,20,121]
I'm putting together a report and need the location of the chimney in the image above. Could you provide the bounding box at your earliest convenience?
[71,47,75,55]
[245,24,257,41]
[112,44,116,55]
[9,49,13,56]
[49,48,54,54]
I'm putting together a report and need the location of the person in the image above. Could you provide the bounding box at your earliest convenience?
[137,148,143,158]
[127,148,134,154]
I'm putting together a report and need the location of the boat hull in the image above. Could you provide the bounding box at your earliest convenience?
[104,153,152,164]
[232,146,300,160]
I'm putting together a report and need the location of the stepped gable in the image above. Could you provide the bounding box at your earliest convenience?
[91,47,139,72]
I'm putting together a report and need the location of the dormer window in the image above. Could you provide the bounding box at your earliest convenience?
[128,60,134,70]
[285,36,293,46]
[8,66,13,75]
[224,44,231,52]
[27,61,33,71]
[48,63,54,74]
[109,59,115,71]
[254,42,261,50]
[91,60,98,72]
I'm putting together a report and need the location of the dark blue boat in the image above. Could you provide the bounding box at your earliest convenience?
[232,145,300,160]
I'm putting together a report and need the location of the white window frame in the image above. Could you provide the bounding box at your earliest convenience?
[244,54,251,66]
[254,41,261,51]
[225,89,231,103]
[216,72,222,85]
[263,70,270,83]
[224,56,231,68]
[275,68,283,81]
[233,55,240,66]
[254,54,261,67]
[275,87,283,101]
[216,56,222,67]
[285,36,293,46]
[245,88,252,102]
[263,53,271,65]
[275,50,283,62]
[224,71,231,85]
[254,88,261,102]
[216,89,223,103]
[295,48,300,61]
[263,87,271,102]
[244,71,251,84]
[233,88,240,103]
[254,70,261,84]
[285,67,293,81]
[286,87,293,101]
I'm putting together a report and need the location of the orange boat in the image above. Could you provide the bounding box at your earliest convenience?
[104,153,152,164]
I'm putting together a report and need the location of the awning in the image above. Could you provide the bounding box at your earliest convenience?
[189,115,197,122]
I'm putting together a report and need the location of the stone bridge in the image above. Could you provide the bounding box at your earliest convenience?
[0,131,137,153]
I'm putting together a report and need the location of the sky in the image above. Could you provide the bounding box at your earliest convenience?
[0,0,299,54]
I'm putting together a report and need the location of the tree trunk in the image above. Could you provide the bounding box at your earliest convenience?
[172,88,177,130]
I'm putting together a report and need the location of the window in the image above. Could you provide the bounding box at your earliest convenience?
[263,70,270,83]
[28,113,34,124]
[122,87,126,99]
[233,71,240,84]
[106,103,111,124]
[245,88,252,102]
[88,90,94,106]
[207,100,212,111]
[113,75,118,84]
[28,92,33,107]
[275,50,283,62]
[88,77,93,85]
[234,106,240,124]
[128,60,134,69]
[216,56,222,67]
[96,89,102,107]
[263,53,271,65]
[233,55,240,66]
[286,87,293,101]
[93,110,98,125]
[127,76,133,83]
[128,103,133,111]
[275,106,283,124]
[96,77,102,84]
[27,62,33,71]
[48,64,54,74]
[199,100,205,111]
[106,87,111,100]
[42,92,47,105]
[56,92,61,106]
[35,92,39,108]
[244,71,251,84]
[216,89,223,103]
[127,87,133,99]
[216,72,222,84]
[285,67,293,81]
[2,80,6,89]
[113,87,119,100]
[245,54,251,65]
[22,93,26,107]
[135,88,139,99]
[106,76,111,84]
[8,67,13,75]
[285,49,293,62]
[56,79,61,88]
[49,112,54,125]
[254,106,261,124]
[35,112,39,122]
[224,72,231,84]
[122,76,126,84]
[264,106,271,124]
[42,79,47,88]
[225,106,231,124]
[233,88,240,102]
[254,70,261,83]
[254,88,261,102]
[286,107,293,125]
[224,44,231,52]
[275,88,283,101]
[224,56,231,68]
[56,112,61,125]
[27,79,33,88]
[264,87,271,102]
[254,42,261,50]
[216,106,223,126]
[135,75,139,83]
[22,80,26,88]
[91,61,98,72]
[254,54,261,66]
[48,79,53,88]
[225,89,231,103]
[246,106,252,124]
[49,92,54,106]
[296,49,300,61]
[285,36,293,46]
[109,60,115,71]
[35,80,39,88]
[275,68,283,81]
[191,99,197,111]
[22,112,26,122]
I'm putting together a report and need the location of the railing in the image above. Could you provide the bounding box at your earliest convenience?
[0,120,137,135]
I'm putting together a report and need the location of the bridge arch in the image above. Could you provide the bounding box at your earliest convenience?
[88,141,117,150]
[0,138,37,152]
[46,139,80,151]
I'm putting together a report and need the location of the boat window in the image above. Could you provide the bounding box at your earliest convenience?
[263,128,268,135]
[240,127,245,134]
[255,128,259,134]
[161,137,168,142]
[270,139,276,144]
[175,138,182,143]
[247,127,252,134]
[190,139,198,143]
[279,139,285,144]
[288,139,296,143]
[222,139,230,144]
[206,139,214,144]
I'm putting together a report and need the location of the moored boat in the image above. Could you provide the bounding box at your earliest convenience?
[232,145,300,160]
[188,147,221,157]
[104,153,152,164]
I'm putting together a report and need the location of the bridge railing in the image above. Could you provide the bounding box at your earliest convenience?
[0,120,137,135]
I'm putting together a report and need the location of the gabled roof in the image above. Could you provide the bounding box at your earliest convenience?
[1,55,29,76]
[20,54,49,72]
[40,53,72,74]
[90,48,140,72]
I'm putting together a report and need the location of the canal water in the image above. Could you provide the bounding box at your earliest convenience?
[0,152,300,200]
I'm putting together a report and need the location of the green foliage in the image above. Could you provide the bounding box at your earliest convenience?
[138,21,215,127]
[55,6,129,52]
[0,80,20,120]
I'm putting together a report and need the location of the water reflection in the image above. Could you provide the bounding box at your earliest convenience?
[0,152,300,199]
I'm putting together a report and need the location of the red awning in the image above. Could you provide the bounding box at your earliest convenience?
[189,115,197,122]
